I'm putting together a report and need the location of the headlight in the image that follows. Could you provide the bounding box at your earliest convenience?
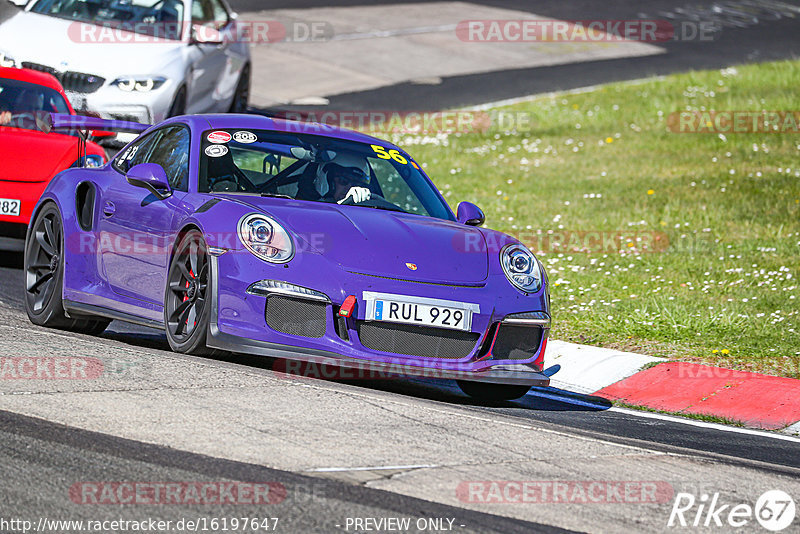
[500,243,542,293]
[111,77,166,92]
[84,154,104,168]
[0,52,18,68]
[237,214,294,263]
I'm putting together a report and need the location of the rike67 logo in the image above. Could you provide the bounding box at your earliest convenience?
[668,490,796,531]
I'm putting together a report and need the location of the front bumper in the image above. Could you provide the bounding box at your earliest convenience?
[204,253,551,386]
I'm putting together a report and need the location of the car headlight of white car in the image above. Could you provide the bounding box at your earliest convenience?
[238,214,295,263]
[501,243,542,293]
[0,52,19,68]
[111,76,166,92]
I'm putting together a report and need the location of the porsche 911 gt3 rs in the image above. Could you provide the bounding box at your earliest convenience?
[24,112,551,400]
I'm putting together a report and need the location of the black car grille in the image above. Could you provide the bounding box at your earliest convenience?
[0,221,27,240]
[21,62,105,94]
[489,325,544,361]
[356,321,479,359]
[265,296,327,338]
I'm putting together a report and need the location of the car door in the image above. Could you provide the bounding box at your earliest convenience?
[186,0,234,113]
[97,126,190,305]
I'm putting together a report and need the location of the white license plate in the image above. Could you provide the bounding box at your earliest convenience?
[364,292,479,332]
[0,198,21,217]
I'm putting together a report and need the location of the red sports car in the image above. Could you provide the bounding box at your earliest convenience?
[0,67,108,251]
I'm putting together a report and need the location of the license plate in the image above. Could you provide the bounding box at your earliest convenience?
[0,198,21,217]
[363,292,479,332]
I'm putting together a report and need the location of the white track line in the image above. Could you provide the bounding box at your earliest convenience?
[306,464,438,472]
[608,407,800,443]
[530,386,800,443]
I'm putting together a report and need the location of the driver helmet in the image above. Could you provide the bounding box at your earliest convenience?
[14,89,44,112]
[314,152,369,198]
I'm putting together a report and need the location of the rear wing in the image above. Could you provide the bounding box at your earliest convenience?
[37,112,150,134]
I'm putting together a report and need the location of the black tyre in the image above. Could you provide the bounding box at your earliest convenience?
[164,230,214,354]
[168,86,187,117]
[456,380,531,401]
[228,65,250,113]
[24,203,110,334]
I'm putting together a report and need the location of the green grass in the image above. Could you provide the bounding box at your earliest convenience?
[381,60,800,377]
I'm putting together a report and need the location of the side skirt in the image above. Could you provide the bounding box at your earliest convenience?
[63,300,164,330]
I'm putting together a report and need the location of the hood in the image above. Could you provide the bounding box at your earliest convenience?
[0,129,86,181]
[220,196,489,285]
[0,11,184,78]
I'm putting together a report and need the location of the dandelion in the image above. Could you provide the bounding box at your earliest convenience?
[605,137,613,143]
[721,349,730,355]
[647,189,655,195]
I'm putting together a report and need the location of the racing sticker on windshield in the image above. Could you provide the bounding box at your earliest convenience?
[207,131,232,144]
[232,131,257,144]
[371,144,408,164]
[205,145,229,158]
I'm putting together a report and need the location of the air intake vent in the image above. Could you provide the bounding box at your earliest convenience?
[265,296,326,338]
[356,321,479,359]
[490,325,543,360]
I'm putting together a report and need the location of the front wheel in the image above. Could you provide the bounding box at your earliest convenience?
[164,230,214,354]
[456,380,531,401]
[24,203,109,334]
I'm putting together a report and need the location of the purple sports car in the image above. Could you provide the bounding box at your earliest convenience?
[23,113,551,400]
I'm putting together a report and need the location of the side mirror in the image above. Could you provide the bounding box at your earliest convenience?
[127,163,172,199]
[190,24,224,45]
[457,201,485,226]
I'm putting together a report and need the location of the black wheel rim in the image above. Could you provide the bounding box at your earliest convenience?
[166,236,208,342]
[25,209,61,313]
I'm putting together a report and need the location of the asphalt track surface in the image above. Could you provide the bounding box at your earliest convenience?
[1,254,799,532]
[229,0,800,113]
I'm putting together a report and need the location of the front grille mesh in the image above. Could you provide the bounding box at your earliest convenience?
[357,321,479,359]
[265,296,326,338]
[490,325,543,360]
[21,62,105,94]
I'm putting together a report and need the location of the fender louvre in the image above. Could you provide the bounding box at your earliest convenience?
[195,199,221,214]
[75,181,96,231]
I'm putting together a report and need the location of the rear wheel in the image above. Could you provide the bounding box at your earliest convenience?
[456,380,531,401]
[164,230,214,354]
[24,203,109,334]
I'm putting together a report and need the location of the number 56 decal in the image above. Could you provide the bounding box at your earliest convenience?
[371,145,408,165]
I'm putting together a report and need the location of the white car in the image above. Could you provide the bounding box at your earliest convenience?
[0,0,250,142]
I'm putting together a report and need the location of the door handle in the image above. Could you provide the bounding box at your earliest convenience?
[103,201,115,217]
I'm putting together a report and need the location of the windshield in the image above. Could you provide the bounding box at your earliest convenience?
[29,0,185,40]
[0,77,71,132]
[199,130,454,221]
